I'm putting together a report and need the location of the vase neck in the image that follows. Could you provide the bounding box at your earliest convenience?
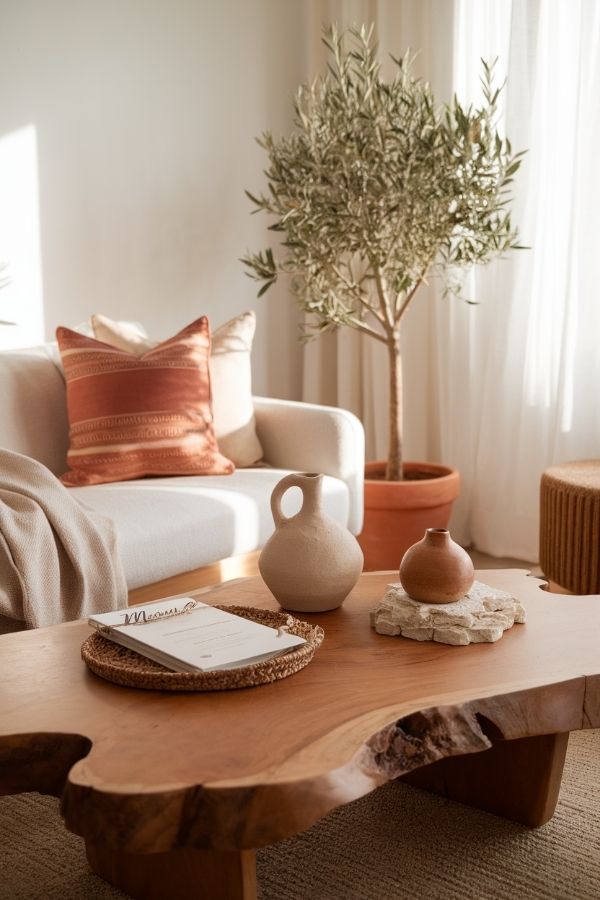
[425,527,450,547]
[296,472,323,517]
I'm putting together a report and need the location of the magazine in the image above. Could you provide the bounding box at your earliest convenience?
[89,597,306,673]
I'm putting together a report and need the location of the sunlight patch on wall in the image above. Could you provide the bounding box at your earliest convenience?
[0,124,44,350]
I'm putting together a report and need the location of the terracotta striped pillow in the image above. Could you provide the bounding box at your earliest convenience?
[56,316,234,486]
[91,311,264,467]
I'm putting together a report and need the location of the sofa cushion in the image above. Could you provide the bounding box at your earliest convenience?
[57,316,234,486]
[92,311,263,468]
[69,469,350,590]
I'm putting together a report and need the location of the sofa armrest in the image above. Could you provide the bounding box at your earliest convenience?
[252,396,364,535]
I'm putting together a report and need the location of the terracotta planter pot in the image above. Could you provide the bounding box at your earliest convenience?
[358,461,461,571]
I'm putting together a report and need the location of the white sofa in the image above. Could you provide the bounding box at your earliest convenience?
[0,345,365,593]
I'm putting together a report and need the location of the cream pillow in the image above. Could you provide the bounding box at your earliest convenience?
[90,316,149,351]
[91,311,263,468]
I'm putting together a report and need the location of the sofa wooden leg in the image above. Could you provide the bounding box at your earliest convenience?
[127,551,262,606]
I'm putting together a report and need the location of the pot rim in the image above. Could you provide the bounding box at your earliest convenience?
[364,460,459,482]
[363,461,460,510]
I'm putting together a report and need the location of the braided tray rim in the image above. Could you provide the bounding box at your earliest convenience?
[81,605,324,692]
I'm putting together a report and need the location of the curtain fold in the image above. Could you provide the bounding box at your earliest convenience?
[437,0,600,560]
[301,0,600,561]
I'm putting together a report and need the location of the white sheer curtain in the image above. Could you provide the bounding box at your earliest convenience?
[301,0,600,561]
[434,0,600,560]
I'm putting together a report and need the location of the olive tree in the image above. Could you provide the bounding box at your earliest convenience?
[243,24,524,479]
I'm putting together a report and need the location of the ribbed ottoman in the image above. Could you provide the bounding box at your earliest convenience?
[540,460,600,593]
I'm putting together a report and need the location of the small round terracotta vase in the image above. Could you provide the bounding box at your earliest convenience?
[259,472,364,613]
[399,528,474,604]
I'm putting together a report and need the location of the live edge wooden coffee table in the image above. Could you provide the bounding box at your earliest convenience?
[1,570,600,900]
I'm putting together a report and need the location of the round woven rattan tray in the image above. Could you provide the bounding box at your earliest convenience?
[81,605,324,691]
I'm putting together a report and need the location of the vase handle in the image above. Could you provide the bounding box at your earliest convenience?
[270,473,315,528]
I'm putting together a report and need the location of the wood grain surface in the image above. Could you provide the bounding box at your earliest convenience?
[1,570,599,862]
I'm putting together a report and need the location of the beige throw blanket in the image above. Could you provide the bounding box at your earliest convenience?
[0,450,127,628]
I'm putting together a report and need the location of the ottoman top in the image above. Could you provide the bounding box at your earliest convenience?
[543,459,600,493]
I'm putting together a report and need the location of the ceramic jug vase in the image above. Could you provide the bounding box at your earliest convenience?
[259,472,364,612]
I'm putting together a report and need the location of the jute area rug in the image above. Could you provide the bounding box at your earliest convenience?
[1,729,599,900]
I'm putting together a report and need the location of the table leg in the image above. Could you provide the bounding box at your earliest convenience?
[399,732,569,827]
[86,842,257,900]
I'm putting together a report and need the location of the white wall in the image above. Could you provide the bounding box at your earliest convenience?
[0,0,308,397]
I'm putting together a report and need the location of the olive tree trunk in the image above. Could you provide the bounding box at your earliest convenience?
[386,336,403,480]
